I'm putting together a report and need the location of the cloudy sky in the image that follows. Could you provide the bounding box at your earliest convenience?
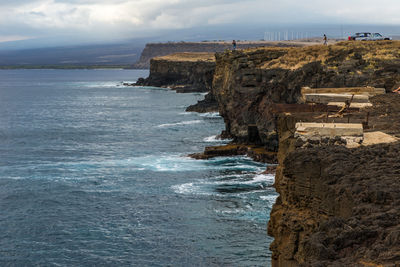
[1,0,400,45]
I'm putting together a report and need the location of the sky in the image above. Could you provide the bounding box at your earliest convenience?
[1,0,400,47]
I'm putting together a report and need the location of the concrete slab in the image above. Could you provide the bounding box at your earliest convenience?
[304,93,370,104]
[363,132,399,146]
[327,102,373,109]
[301,86,385,96]
[295,122,364,137]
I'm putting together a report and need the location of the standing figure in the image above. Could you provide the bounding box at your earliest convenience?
[232,40,237,51]
[323,34,328,45]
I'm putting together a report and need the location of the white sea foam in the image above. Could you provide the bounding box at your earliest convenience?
[199,112,221,118]
[73,81,130,89]
[203,135,233,143]
[171,183,194,194]
[197,92,208,96]
[131,155,264,172]
[260,195,278,201]
[125,154,214,172]
[204,173,273,185]
[203,135,220,142]
[24,155,267,179]
[214,208,247,214]
[212,173,249,180]
[241,174,275,184]
[172,167,275,196]
[171,183,211,195]
[156,120,203,128]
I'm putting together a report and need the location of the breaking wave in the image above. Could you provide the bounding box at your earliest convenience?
[172,172,275,196]
[156,120,203,128]
[70,81,132,88]
[199,112,221,118]
[203,135,221,142]
[5,155,267,178]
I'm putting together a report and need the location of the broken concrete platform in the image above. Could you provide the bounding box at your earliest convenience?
[301,86,385,96]
[327,102,373,109]
[294,123,399,149]
[295,122,364,137]
[304,93,370,104]
[363,131,399,146]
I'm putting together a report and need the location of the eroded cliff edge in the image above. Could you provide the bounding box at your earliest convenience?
[135,52,216,93]
[205,41,400,266]
[269,95,400,266]
[211,42,400,148]
[133,41,305,69]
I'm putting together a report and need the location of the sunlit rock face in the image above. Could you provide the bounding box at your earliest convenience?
[211,41,400,148]
[136,52,216,93]
[209,41,400,266]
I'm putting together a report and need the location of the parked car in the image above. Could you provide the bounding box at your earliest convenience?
[369,33,392,41]
[348,32,371,41]
[348,32,391,41]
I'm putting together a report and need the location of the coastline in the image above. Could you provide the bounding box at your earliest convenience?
[134,52,216,94]
[142,41,400,266]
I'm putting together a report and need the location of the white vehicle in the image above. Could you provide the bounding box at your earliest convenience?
[348,32,391,41]
[369,33,392,41]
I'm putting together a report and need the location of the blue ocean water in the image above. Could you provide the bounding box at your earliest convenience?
[0,69,277,266]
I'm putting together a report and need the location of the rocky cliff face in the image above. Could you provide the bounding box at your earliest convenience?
[136,52,216,93]
[207,41,400,266]
[269,95,400,266]
[133,41,304,69]
[211,42,400,149]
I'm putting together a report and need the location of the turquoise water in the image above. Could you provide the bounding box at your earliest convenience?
[0,69,276,266]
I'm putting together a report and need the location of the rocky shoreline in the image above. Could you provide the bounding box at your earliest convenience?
[269,94,400,266]
[209,41,400,266]
[185,92,219,113]
[135,41,400,266]
[189,144,278,163]
[134,52,216,94]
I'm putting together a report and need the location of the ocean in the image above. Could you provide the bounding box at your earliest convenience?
[0,69,277,266]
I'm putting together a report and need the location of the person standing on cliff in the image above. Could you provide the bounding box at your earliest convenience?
[232,40,237,51]
[323,34,328,45]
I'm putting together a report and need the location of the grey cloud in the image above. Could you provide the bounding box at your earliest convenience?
[0,0,399,47]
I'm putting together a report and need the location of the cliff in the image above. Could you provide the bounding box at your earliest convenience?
[203,41,400,266]
[211,41,400,149]
[133,41,306,69]
[269,94,400,266]
[135,52,216,93]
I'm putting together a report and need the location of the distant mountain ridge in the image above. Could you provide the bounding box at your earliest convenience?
[0,43,144,68]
